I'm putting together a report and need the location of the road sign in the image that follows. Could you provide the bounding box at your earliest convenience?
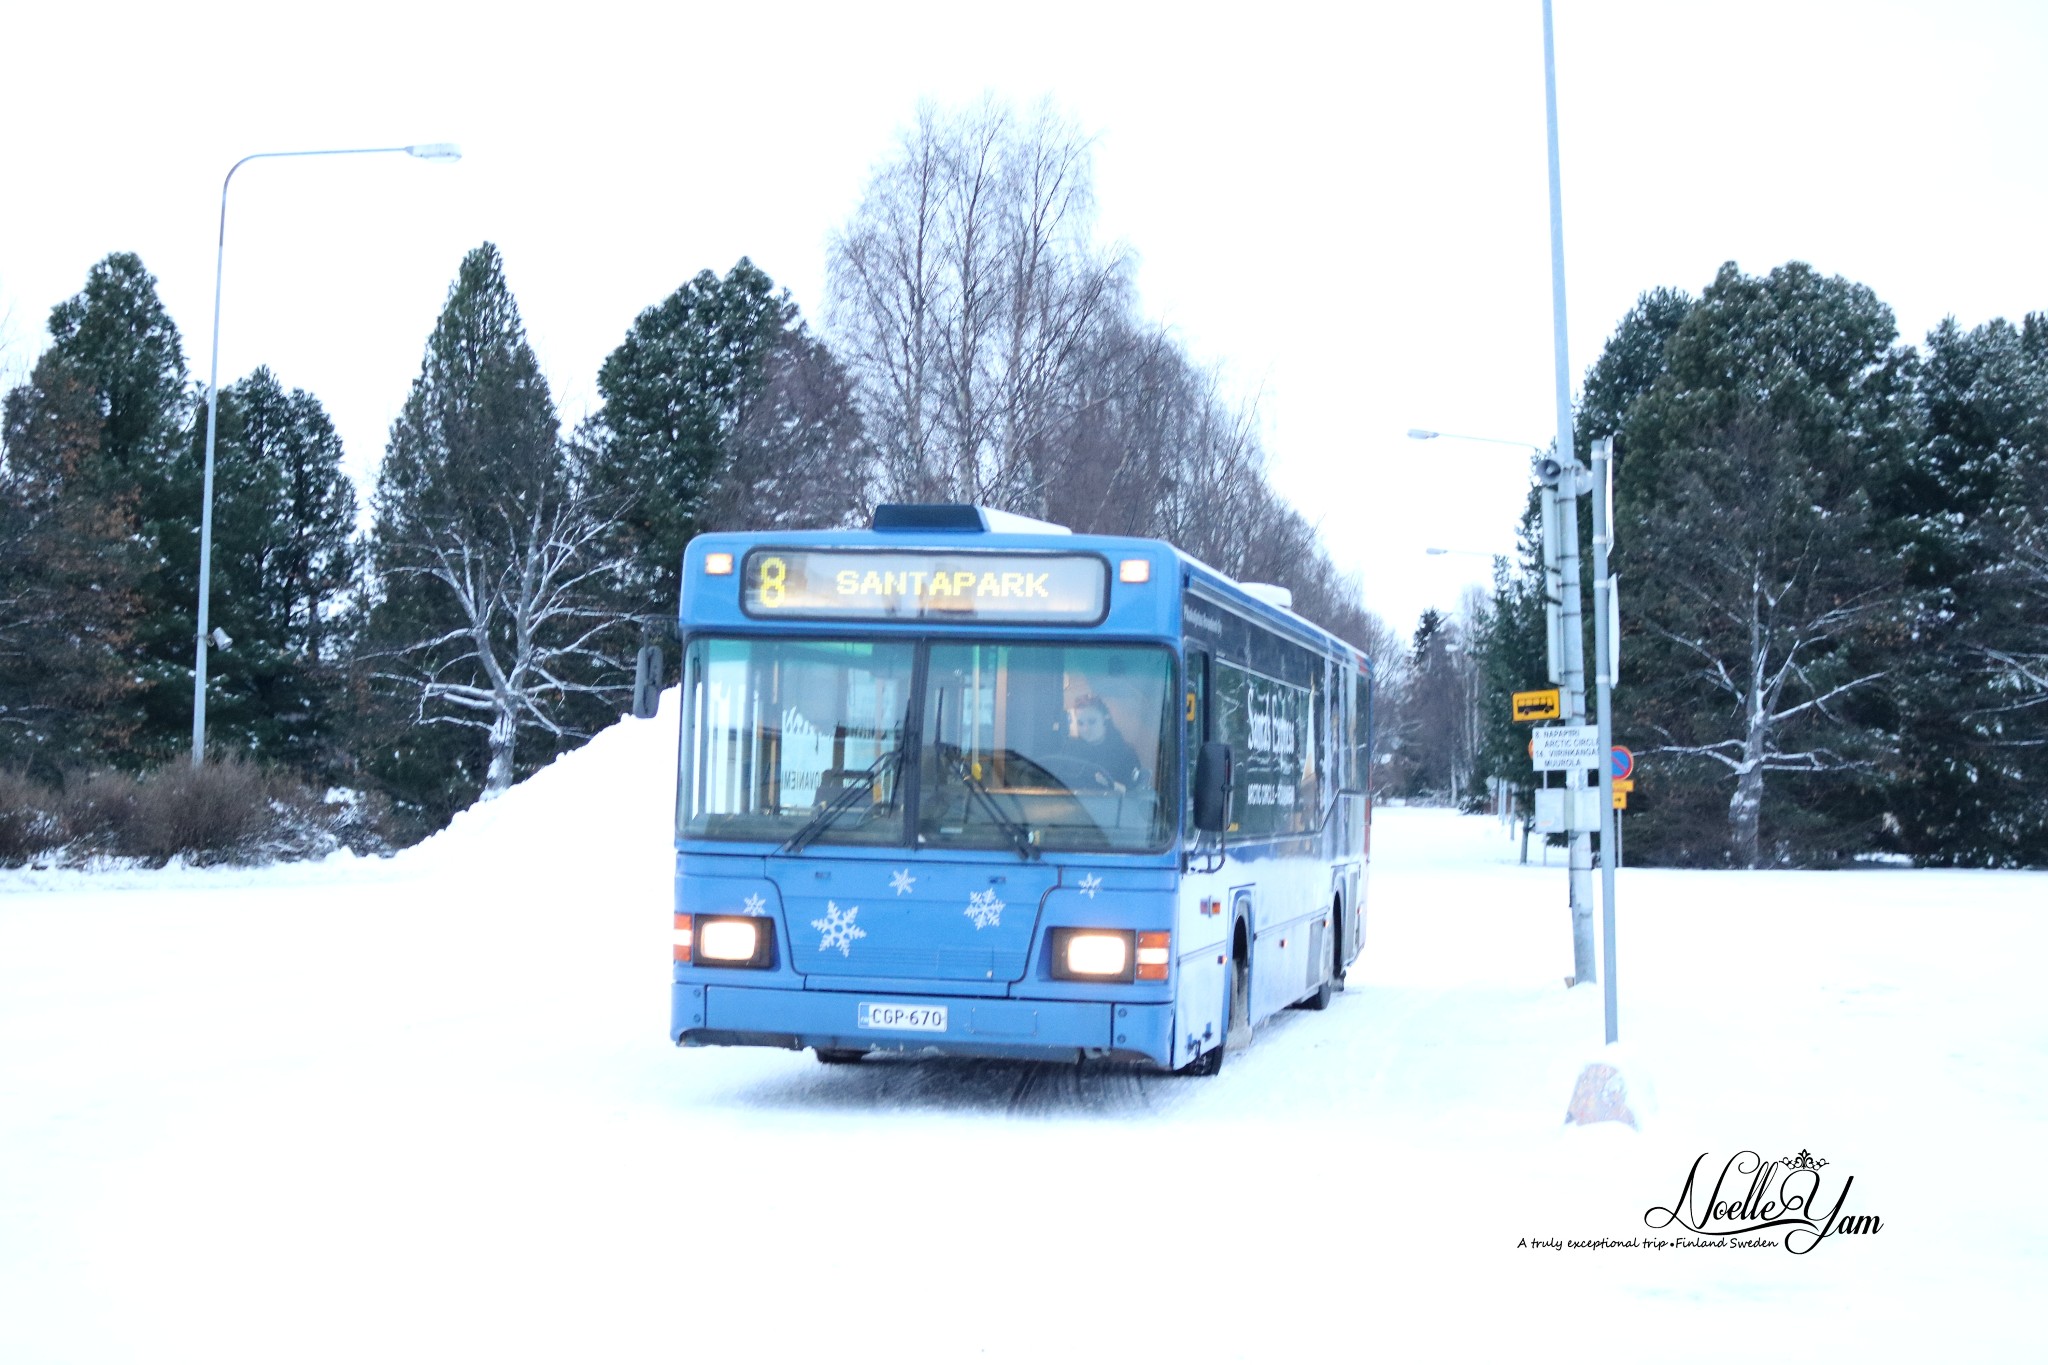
[1611,745,1634,781]
[1612,778,1634,794]
[1536,787,1603,832]
[1531,724,1601,771]
[1513,688,1562,722]
[1613,789,1628,810]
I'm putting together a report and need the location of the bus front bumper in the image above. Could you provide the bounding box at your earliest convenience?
[673,982,1175,1069]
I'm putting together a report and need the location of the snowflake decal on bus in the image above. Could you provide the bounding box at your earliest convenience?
[811,901,867,957]
[742,892,766,915]
[889,868,916,895]
[963,888,1005,930]
[1077,874,1103,899]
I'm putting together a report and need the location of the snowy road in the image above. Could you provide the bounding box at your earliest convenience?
[3,713,2042,1362]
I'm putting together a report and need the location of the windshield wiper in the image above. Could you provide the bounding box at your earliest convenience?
[782,746,903,854]
[783,697,915,855]
[940,745,1038,862]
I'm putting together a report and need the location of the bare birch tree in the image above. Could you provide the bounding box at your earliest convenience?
[1629,413,1898,866]
[829,106,948,504]
[373,472,629,797]
[829,97,1124,510]
[829,97,1380,659]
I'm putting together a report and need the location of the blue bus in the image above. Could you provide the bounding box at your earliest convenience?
[644,504,1373,1075]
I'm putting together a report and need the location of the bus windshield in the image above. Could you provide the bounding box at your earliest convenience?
[919,641,1173,853]
[678,636,1175,853]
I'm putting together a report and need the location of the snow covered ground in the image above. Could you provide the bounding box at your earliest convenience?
[3,701,2042,1362]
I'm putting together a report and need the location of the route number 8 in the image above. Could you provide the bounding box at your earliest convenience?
[757,555,787,607]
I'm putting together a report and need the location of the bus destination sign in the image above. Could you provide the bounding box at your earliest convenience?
[740,549,1109,624]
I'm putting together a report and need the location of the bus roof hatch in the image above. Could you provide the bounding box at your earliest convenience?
[871,504,1071,536]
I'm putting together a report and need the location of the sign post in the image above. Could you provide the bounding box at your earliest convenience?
[1590,437,1620,1045]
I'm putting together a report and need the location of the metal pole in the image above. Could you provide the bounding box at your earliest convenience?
[1542,0,1596,985]
[189,144,456,765]
[1591,436,1619,1043]
[191,165,234,766]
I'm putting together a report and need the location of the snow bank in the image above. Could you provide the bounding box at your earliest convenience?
[395,688,679,883]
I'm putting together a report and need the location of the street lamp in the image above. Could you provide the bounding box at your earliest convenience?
[191,142,460,766]
[1406,428,1545,459]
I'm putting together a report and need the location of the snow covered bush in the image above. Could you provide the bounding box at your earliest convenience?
[0,770,66,864]
[0,762,391,867]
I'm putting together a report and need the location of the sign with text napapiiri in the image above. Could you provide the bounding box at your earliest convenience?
[741,550,1109,624]
[1531,723,1602,771]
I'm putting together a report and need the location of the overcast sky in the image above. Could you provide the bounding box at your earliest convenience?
[5,0,2044,636]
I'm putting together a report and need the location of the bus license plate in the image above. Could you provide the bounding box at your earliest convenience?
[858,1003,948,1033]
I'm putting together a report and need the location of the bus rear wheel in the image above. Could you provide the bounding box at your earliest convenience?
[1225,952,1252,1051]
[1298,913,1340,1011]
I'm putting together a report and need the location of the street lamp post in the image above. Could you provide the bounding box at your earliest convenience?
[191,142,460,766]
[1409,422,1599,992]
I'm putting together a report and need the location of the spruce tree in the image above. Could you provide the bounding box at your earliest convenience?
[1887,315,2048,864]
[1469,506,1551,827]
[584,259,796,616]
[45,253,189,489]
[365,244,628,821]
[699,326,871,535]
[0,354,146,775]
[1613,262,1913,867]
[1574,288,1693,454]
[160,369,358,772]
[21,254,193,763]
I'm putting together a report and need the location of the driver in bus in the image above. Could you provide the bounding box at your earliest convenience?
[1051,694,1147,794]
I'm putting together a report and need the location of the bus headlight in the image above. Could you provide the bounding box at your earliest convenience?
[1050,928,1135,982]
[696,916,773,968]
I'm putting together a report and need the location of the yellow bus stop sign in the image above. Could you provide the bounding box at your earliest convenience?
[1512,688,1562,722]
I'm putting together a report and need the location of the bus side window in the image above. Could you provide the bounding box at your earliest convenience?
[1351,667,1370,791]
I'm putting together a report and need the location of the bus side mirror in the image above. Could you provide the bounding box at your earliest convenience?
[1193,741,1232,833]
[632,644,663,719]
